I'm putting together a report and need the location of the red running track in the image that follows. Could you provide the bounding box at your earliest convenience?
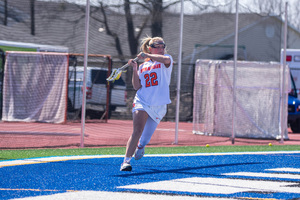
[0,120,299,149]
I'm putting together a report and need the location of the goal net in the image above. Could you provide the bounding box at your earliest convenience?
[3,51,68,123]
[193,59,289,139]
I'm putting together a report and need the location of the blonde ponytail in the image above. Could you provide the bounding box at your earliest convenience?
[140,36,152,53]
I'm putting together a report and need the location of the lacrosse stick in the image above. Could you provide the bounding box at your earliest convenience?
[106,53,144,82]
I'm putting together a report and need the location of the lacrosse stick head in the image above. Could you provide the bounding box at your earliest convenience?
[106,68,123,82]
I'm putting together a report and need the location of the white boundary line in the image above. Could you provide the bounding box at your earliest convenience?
[1,151,299,168]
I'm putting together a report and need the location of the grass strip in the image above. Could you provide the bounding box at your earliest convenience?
[0,145,299,161]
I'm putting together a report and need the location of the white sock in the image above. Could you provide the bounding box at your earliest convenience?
[124,157,132,163]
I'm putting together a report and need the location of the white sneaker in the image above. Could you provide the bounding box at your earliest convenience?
[134,146,145,160]
[120,162,132,171]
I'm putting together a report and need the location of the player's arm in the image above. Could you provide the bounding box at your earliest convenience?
[128,59,142,90]
[138,53,171,68]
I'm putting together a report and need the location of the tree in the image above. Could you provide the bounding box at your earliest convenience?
[146,0,164,37]
[98,2,124,59]
[124,0,148,56]
[30,0,35,35]
[132,0,183,37]
[237,0,300,31]
[65,0,214,57]
[4,0,7,26]
[88,1,148,58]
[90,0,183,57]
[239,0,300,48]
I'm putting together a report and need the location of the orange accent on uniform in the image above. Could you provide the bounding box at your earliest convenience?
[140,64,161,73]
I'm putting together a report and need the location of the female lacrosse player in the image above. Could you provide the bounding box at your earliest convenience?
[120,36,173,171]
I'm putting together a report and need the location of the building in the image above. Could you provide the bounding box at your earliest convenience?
[0,1,300,63]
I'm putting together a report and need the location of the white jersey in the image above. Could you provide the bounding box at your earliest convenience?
[134,54,173,106]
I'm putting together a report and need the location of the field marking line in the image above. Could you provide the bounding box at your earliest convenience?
[0,151,299,168]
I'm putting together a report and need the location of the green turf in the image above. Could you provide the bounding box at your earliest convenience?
[0,145,299,161]
[0,46,37,52]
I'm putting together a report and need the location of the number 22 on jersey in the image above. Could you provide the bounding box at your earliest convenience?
[144,72,158,87]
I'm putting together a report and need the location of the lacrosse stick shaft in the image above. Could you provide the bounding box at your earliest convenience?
[119,56,139,71]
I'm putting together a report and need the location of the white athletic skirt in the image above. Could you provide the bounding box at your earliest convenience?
[132,99,167,124]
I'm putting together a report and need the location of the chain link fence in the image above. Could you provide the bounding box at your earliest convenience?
[0,0,299,148]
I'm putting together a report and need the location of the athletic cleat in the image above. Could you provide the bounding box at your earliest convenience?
[134,146,145,160]
[120,162,132,171]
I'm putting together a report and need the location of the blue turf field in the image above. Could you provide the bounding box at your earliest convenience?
[1,152,300,199]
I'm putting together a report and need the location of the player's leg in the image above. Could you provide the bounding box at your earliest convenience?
[120,110,148,171]
[134,117,158,160]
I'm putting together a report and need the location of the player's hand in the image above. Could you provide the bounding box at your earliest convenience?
[137,52,147,60]
[128,59,138,70]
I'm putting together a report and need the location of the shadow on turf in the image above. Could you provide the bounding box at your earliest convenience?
[115,162,263,177]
